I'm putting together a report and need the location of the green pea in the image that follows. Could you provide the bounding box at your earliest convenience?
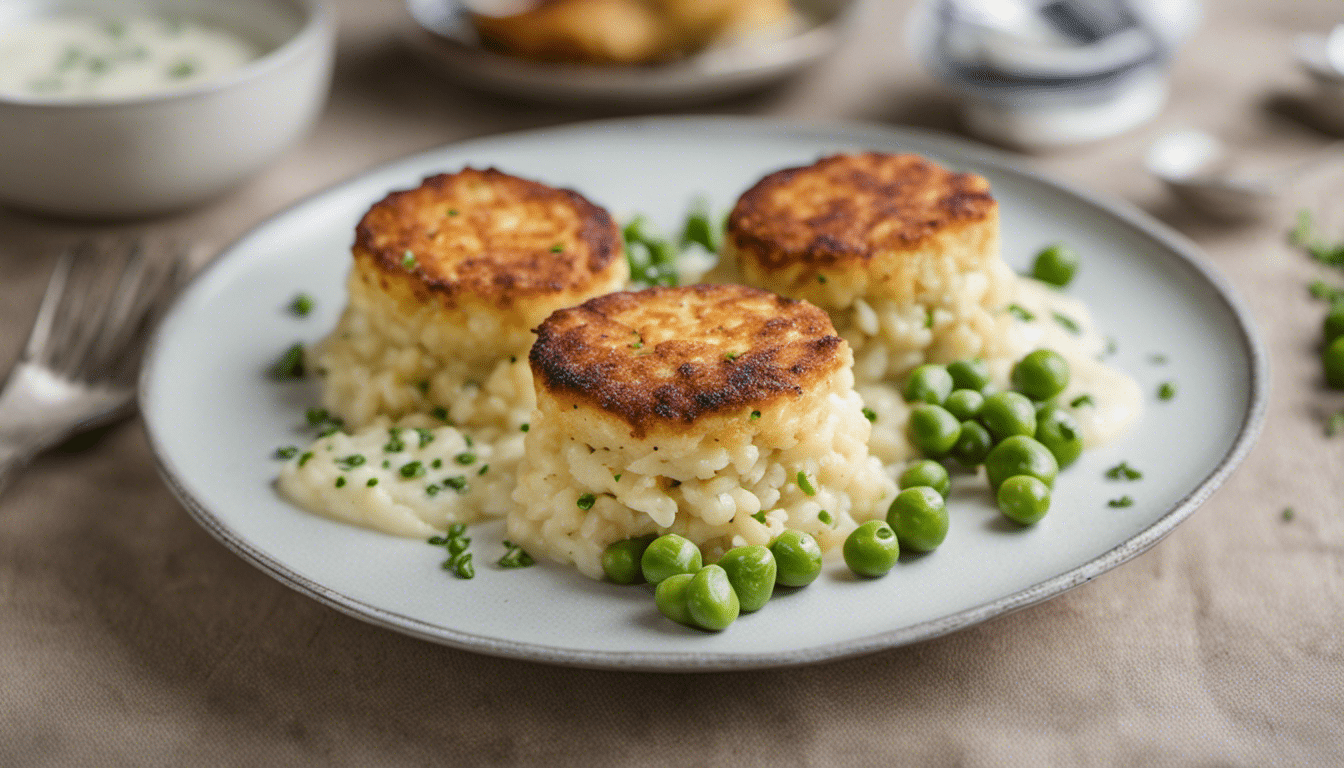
[717,545,776,612]
[951,420,993,467]
[769,530,823,587]
[1010,349,1071,401]
[843,520,900,577]
[1031,244,1079,287]
[686,564,740,631]
[947,358,992,392]
[908,404,961,457]
[1035,404,1084,468]
[640,534,703,585]
[997,474,1051,524]
[886,486,949,553]
[654,573,696,626]
[979,391,1038,443]
[903,364,954,405]
[898,459,950,498]
[1325,306,1344,345]
[943,388,985,421]
[1327,336,1344,389]
[984,435,1059,490]
[601,535,656,584]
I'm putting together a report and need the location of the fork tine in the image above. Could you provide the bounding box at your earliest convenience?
[54,239,141,379]
[83,240,154,376]
[96,246,186,384]
[41,239,106,372]
[21,248,74,362]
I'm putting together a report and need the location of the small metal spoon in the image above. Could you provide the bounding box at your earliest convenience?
[1145,129,1344,220]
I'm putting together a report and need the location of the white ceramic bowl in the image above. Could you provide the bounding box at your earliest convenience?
[0,0,335,219]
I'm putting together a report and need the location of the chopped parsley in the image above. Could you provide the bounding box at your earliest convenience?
[1149,353,1168,365]
[366,478,378,487]
[1070,394,1095,408]
[924,311,934,329]
[817,510,834,526]
[797,471,817,497]
[384,430,405,453]
[520,423,530,432]
[415,428,435,448]
[1104,337,1118,356]
[416,380,430,394]
[298,451,314,467]
[274,445,299,460]
[399,461,426,479]
[576,493,596,510]
[862,407,878,422]
[612,473,621,482]
[550,244,563,253]
[443,552,474,579]
[1105,462,1143,481]
[167,59,197,79]
[817,275,828,284]
[498,540,535,568]
[1282,507,1295,522]
[431,459,442,469]
[751,511,767,524]
[750,411,761,420]
[288,293,315,316]
[269,343,305,380]
[425,484,441,497]
[455,452,476,465]
[447,209,459,217]
[334,477,346,488]
[1327,411,1344,436]
[334,454,365,471]
[1157,381,1177,401]
[401,250,418,270]
[478,464,490,476]
[1052,312,1082,334]
[443,476,467,492]
[1108,496,1134,508]
[431,406,450,422]
[1008,304,1035,322]
[724,351,739,361]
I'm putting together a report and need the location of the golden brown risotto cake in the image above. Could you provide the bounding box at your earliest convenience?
[314,167,628,429]
[510,284,896,578]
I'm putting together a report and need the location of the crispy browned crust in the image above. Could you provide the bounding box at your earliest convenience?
[353,168,621,308]
[727,153,996,271]
[530,284,844,437]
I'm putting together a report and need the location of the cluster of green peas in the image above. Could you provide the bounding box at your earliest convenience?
[903,345,1082,525]
[601,531,827,631]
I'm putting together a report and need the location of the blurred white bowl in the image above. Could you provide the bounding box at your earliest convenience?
[0,0,335,220]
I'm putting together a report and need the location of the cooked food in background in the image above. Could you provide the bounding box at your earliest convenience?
[510,284,896,579]
[316,167,627,430]
[278,168,628,532]
[471,0,795,66]
[715,152,1141,465]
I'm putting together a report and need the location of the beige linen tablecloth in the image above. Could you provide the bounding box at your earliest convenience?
[3,0,1342,765]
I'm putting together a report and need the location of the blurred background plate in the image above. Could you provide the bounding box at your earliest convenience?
[402,0,856,106]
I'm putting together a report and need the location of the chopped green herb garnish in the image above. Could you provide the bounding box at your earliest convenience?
[576,493,596,510]
[443,476,467,492]
[612,473,621,482]
[431,406,450,422]
[679,197,721,254]
[817,274,827,284]
[1104,337,1118,356]
[317,423,341,438]
[1105,462,1143,481]
[463,434,474,448]
[381,460,390,469]
[415,428,434,448]
[401,250,418,269]
[1070,394,1095,408]
[478,464,490,476]
[750,411,761,420]
[305,407,329,426]
[455,452,476,465]
[1149,353,1168,364]
[1108,496,1134,508]
[1157,381,1176,400]
[454,553,475,579]
[817,510,833,526]
[289,293,315,316]
[384,430,406,453]
[416,380,430,394]
[724,351,739,361]
[498,541,535,568]
[335,454,365,471]
[399,461,426,479]
[862,407,877,422]
[269,343,305,379]
[1052,312,1081,334]
[335,477,346,488]
[520,423,530,432]
[550,244,563,253]
[1008,304,1035,322]
[274,445,299,459]
[102,20,127,38]
[751,511,767,524]
[447,209,459,216]
[1328,411,1344,436]
[431,459,443,469]
[425,484,441,497]
[1282,506,1295,522]
[298,451,314,467]
[168,60,197,79]
[366,478,378,487]
[797,471,817,496]
[924,311,934,329]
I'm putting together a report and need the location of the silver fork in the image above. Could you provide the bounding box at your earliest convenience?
[0,239,188,496]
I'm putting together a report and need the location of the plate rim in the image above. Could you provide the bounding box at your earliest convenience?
[139,115,1269,672]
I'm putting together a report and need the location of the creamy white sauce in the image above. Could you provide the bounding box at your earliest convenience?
[0,15,258,100]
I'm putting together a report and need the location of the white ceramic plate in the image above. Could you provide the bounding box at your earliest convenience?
[401,0,855,106]
[141,117,1266,671]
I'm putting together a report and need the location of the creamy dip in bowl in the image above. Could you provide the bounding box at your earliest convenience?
[0,0,334,219]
